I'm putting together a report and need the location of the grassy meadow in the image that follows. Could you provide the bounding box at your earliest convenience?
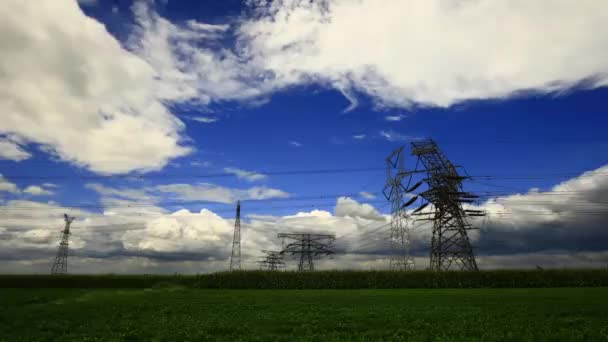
[2,287,608,341]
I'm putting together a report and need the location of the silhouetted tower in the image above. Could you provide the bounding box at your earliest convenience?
[229,201,241,271]
[278,233,335,271]
[383,146,415,271]
[50,214,75,275]
[411,139,482,271]
[258,250,285,271]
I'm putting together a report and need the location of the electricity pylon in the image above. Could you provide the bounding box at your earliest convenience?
[257,250,285,271]
[278,233,335,271]
[50,214,75,275]
[383,146,415,271]
[229,201,241,271]
[411,139,482,271]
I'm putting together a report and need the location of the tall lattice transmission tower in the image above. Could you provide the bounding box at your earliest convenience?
[383,146,415,271]
[50,214,75,275]
[278,233,335,271]
[229,200,241,271]
[257,250,285,271]
[410,139,483,271]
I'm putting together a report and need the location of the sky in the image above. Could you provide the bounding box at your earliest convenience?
[0,0,607,273]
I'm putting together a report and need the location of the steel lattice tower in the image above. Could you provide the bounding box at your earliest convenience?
[257,250,286,271]
[278,233,335,271]
[229,201,241,271]
[50,214,75,275]
[411,139,480,271]
[383,146,415,271]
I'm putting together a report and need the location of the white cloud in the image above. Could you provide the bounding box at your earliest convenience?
[288,140,302,147]
[0,174,18,193]
[190,161,212,167]
[0,1,191,174]
[122,209,233,254]
[0,138,31,161]
[239,0,608,108]
[23,185,53,196]
[352,134,366,140]
[156,183,289,204]
[190,116,219,123]
[384,114,407,122]
[379,130,415,142]
[224,167,267,182]
[334,197,385,221]
[129,2,276,105]
[5,0,604,177]
[359,191,376,200]
[86,183,156,202]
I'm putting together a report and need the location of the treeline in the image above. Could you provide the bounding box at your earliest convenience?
[2,269,608,289]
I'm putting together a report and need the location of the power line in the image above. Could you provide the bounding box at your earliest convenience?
[0,166,385,181]
[1,168,607,181]
[0,193,385,211]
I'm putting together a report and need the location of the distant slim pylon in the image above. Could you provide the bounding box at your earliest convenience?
[50,214,75,275]
[229,200,241,271]
[383,146,415,271]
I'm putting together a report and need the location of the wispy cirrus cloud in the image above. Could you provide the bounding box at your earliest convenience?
[189,116,219,124]
[379,130,419,142]
[384,114,407,122]
[223,167,267,182]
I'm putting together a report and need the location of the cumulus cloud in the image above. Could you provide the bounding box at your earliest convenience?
[122,209,233,255]
[0,137,31,161]
[224,167,267,182]
[239,0,608,108]
[0,174,19,193]
[335,197,385,221]
[23,185,53,196]
[0,1,191,174]
[359,191,376,200]
[473,165,608,256]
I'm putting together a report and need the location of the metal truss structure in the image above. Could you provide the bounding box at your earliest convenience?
[50,214,75,275]
[383,146,415,271]
[410,139,483,271]
[229,201,241,271]
[257,250,286,271]
[278,233,335,271]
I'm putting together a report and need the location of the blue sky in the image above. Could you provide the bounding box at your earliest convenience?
[0,0,607,273]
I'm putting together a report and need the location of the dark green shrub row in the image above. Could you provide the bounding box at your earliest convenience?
[194,269,608,289]
[2,269,608,289]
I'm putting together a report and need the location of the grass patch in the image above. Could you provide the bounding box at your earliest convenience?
[1,288,608,341]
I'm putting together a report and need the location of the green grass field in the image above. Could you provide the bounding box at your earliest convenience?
[2,288,608,341]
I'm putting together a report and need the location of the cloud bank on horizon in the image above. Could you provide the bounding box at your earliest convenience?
[1,0,607,174]
[1,165,608,272]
